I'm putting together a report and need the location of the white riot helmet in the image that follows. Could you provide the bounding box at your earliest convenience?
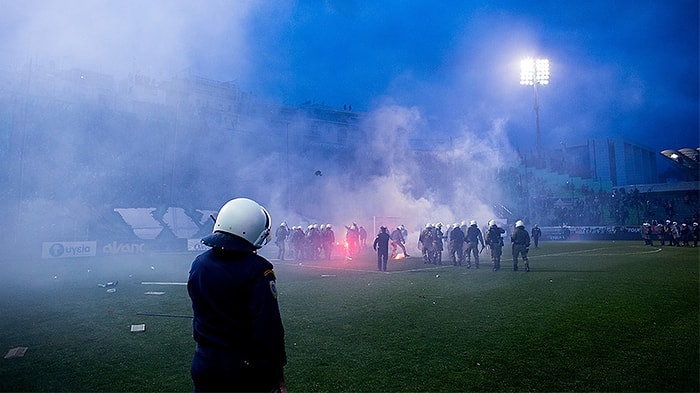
[470,220,477,226]
[488,220,496,227]
[203,198,271,249]
[515,220,525,228]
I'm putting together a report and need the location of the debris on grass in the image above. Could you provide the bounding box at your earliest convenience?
[99,281,119,292]
[130,324,146,333]
[4,347,28,359]
[98,281,118,288]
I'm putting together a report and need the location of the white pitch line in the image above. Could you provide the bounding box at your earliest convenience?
[141,281,187,285]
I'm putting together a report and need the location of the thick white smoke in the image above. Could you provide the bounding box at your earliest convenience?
[267,103,518,239]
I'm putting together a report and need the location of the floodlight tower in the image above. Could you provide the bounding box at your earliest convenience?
[520,57,550,157]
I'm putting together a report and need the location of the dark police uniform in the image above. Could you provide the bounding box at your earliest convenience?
[188,234,287,392]
[485,225,505,271]
[449,225,465,266]
[373,227,391,271]
[511,226,531,272]
[465,225,485,269]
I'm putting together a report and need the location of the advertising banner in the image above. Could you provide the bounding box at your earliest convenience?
[42,241,97,259]
[100,241,146,255]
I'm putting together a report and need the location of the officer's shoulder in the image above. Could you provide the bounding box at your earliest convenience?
[251,253,274,269]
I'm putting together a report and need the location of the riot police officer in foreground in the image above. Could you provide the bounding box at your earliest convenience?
[188,198,287,392]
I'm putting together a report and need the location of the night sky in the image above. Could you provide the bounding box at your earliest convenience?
[1,0,698,153]
[0,0,700,151]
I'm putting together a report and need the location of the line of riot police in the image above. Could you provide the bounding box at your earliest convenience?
[275,222,338,261]
[418,220,530,272]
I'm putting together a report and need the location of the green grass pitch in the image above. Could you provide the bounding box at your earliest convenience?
[0,241,697,392]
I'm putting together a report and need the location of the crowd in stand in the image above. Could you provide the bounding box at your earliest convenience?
[499,166,699,227]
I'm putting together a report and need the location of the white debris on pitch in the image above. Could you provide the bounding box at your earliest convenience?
[4,347,28,359]
[130,324,146,333]
[95,281,119,293]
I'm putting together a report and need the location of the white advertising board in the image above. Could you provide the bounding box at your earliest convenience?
[42,241,97,259]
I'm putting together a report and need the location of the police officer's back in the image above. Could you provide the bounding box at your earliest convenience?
[188,198,287,392]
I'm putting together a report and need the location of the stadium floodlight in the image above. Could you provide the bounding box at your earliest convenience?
[520,58,550,86]
[520,57,550,156]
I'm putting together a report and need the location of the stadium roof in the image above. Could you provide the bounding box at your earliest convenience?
[660,148,700,178]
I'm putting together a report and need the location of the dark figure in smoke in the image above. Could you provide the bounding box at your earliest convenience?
[373,226,391,271]
[418,223,436,264]
[434,223,444,264]
[531,224,542,249]
[511,220,531,272]
[291,226,306,260]
[321,224,335,260]
[306,224,322,260]
[485,220,505,271]
[692,222,699,248]
[449,223,465,266]
[345,223,360,258]
[444,224,454,259]
[188,198,287,393]
[465,220,485,269]
[390,226,409,258]
[359,226,368,250]
[275,221,290,260]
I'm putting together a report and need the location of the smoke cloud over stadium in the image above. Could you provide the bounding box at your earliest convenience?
[0,0,696,255]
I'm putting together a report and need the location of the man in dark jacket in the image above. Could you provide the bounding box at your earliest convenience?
[511,220,531,272]
[531,224,542,249]
[373,226,391,271]
[465,220,485,269]
[449,223,465,266]
[485,220,506,271]
[188,198,287,392]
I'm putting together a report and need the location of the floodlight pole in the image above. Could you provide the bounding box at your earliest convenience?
[532,81,542,156]
[520,58,549,159]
